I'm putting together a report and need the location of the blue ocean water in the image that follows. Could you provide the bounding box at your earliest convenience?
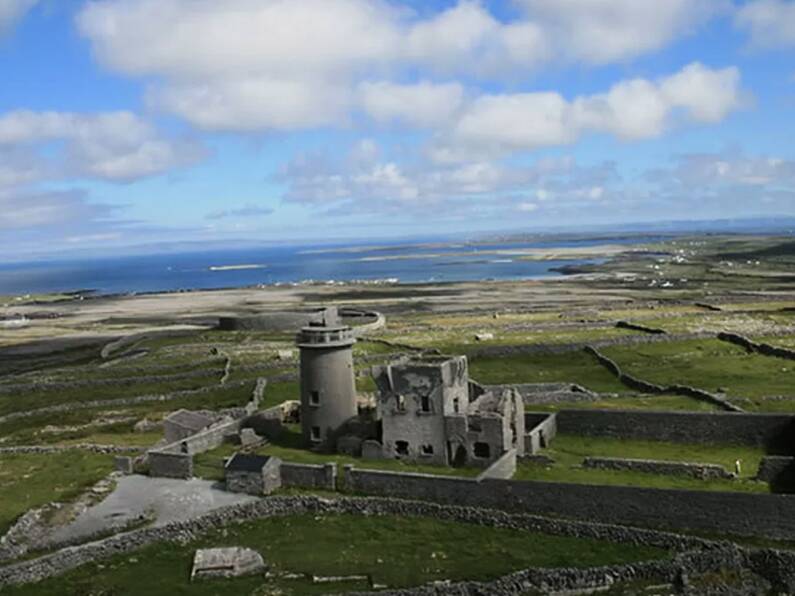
[0,237,657,296]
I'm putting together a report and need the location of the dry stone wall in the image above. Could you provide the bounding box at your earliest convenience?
[718,332,795,361]
[615,320,667,334]
[0,495,723,589]
[0,379,256,425]
[343,467,795,539]
[469,332,713,358]
[484,383,599,406]
[756,456,795,482]
[3,495,795,593]
[0,368,223,396]
[280,462,337,490]
[0,444,142,455]
[584,345,743,411]
[556,409,795,450]
[582,457,732,480]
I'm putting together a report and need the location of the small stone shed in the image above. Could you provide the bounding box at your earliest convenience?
[224,453,282,495]
[163,409,216,444]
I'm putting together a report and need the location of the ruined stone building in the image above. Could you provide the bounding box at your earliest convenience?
[296,320,357,449]
[370,356,524,467]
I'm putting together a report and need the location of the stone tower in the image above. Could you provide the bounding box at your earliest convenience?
[296,322,357,448]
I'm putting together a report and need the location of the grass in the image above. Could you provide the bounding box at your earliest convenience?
[468,351,626,393]
[0,373,226,417]
[260,380,299,408]
[514,434,768,493]
[0,451,113,535]
[2,512,669,596]
[379,326,639,354]
[525,394,720,413]
[600,339,795,409]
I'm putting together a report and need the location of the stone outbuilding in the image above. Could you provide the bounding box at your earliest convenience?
[224,453,282,495]
[163,409,216,444]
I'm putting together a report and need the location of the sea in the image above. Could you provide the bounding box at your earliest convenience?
[0,236,661,296]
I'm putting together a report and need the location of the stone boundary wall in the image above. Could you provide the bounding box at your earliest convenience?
[341,308,386,337]
[100,328,203,360]
[696,302,723,312]
[4,494,795,593]
[468,332,713,358]
[485,383,599,406]
[718,332,795,361]
[95,357,226,375]
[0,368,223,396]
[2,357,227,387]
[365,338,436,354]
[217,310,328,332]
[343,467,795,539]
[555,409,795,449]
[0,379,256,425]
[347,550,747,596]
[524,412,557,455]
[0,495,741,590]
[476,449,517,481]
[0,444,143,455]
[280,462,337,490]
[756,456,795,482]
[615,320,667,335]
[582,457,732,480]
[584,345,742,412]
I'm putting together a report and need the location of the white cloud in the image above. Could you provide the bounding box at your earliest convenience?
[452,92,575,153]
[439,63,743,159]
[148,78,352,132]
[735,0,795,49]
[0,0,37,37]
[358,81,464,127]
[516,0,724,64]
[77,0,399,79]
[649,153,795,188]
[78,0,723,133]
[279,139,620,219]
[404,1,549,75]
[78,0,400,132]
[0,110,205,182]
[206,204,274,220]
[0,188,113,230]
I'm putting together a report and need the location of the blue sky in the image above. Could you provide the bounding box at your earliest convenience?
[0,0,794,258]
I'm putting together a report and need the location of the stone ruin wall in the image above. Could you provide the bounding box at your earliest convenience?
[582,456,733,480]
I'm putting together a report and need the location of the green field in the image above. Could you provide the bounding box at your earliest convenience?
[468,351,627,393]
[515,434,768,493]
[0,451,113,535]
[600,339,795,409]
[525,394,720,413]
[2,513,669,596]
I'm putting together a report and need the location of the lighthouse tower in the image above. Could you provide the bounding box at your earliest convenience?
[296,322,357,448]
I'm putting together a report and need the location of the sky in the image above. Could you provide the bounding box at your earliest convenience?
[0,0,794,258]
